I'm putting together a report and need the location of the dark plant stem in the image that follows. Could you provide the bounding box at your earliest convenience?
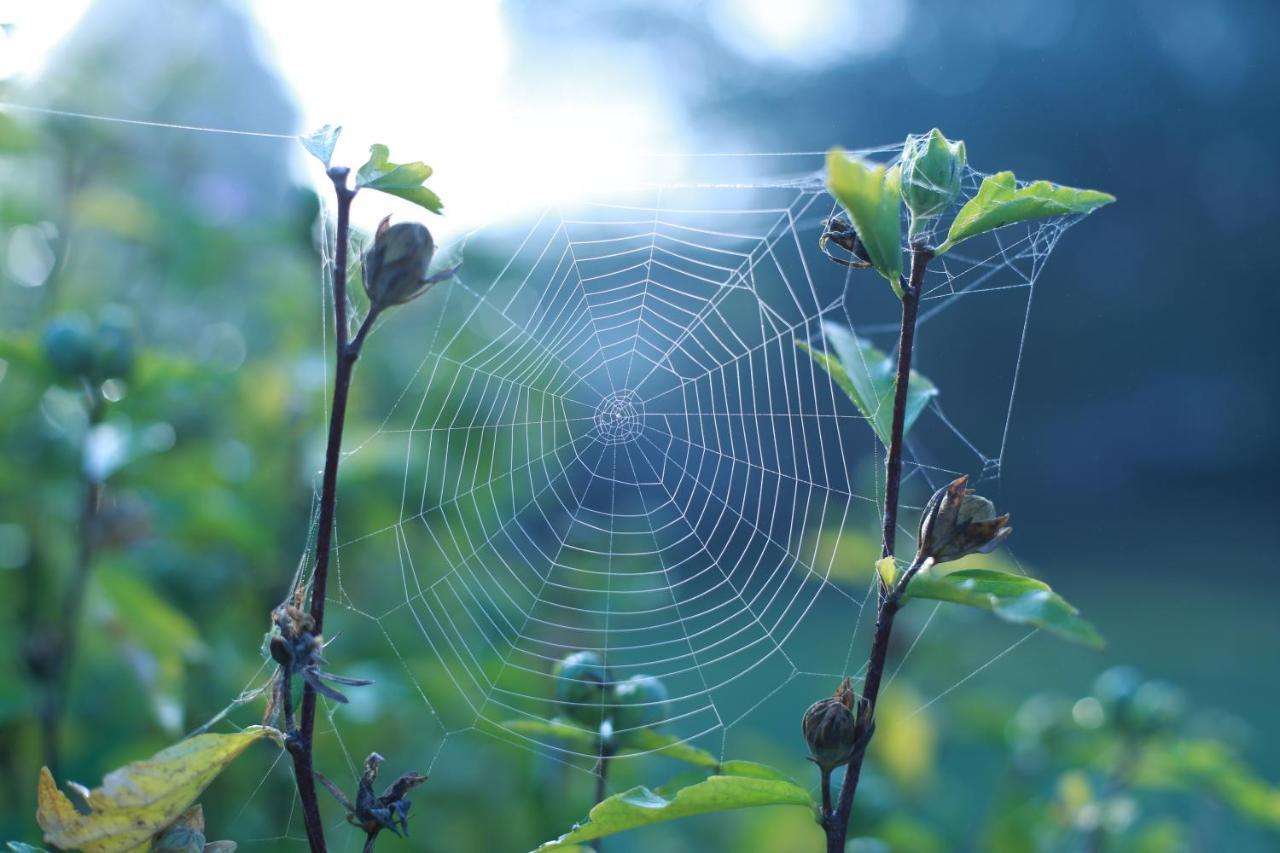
[1083,737,1140,853]
[593,737,613,852]
[35,385,105,774]
[595,754,610,807]
[819,767,833,819]
[288,167,374,853]
[825,245,933,853]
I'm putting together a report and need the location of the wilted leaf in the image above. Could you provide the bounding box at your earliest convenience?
[826,149,903,288]
[905,567,1104,649]
[536,773,814,850]
[937,171,1114,254]
[355,143,442,213]
[299,124,341,168]
[797,321,937,446]
[37,727,279,853]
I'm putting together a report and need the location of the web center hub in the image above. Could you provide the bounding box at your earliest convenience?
[593,389,644,445]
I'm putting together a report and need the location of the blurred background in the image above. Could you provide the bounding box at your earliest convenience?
[1,0,1277,850]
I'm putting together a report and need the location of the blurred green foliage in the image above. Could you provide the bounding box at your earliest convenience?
[0,4,1277,851]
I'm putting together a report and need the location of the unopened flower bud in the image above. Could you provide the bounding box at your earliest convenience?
[92,309,135,381]
[42,314,95,379]
[802,677,866,771]
[553,650,611,728]
[362,218,439,308]
[610,674,670,733]
[917,475,1012,564]
[900,128,966,234]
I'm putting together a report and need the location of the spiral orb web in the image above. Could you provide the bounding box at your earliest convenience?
[331,182,860,760]
[324,157,1085,771]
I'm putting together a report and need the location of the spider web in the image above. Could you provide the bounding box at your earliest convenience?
[290,139,1088,811]
[1,99,1094,842]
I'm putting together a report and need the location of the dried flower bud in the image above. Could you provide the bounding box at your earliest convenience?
[916,475,1011,564]
[362,217,440,309]
[900,128,966,234]
[802,677,867,771]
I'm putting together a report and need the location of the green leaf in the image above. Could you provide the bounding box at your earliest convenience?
[826,149,903,290]
[535,774,815,850]
[355,143,443,213]
[299,124,341,168]
[1134,739,1280,828]
[797,321,937,446]
[0,111,40,154]
[95,567,206,734]
[714,761,799,783]
[905,567,1104,649]
[501,718,720,770]
[876,556,899,588]
[937,171,1114,254]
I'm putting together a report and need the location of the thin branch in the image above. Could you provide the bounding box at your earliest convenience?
[288,167,367,853]
[37,384,105,775]
[593,734,614,852]
[825,244,933,853]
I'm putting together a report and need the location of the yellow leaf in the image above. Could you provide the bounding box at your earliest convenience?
[37,727,280,852]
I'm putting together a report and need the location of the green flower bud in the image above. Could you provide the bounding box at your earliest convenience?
[1092,665,1142,729]
[1094,668,1184,734]
[1129,681,1185,734]
[900,128,966,235]
[553,651,611,728]
[92,309,135,381]
[362,217,441,309]
[609,674,670,734]
[42,314,95,379]
[916,475,1011,564]
[802,677,868,771]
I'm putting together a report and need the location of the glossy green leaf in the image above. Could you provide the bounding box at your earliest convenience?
[355,143,443,213]
[502,718,720,770]
[797,321,937,446]
[536,773,814,850]
[905,567,1104,649]
[826,149,903,289]
[299,124,341,168]
[937,171,1114,254]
